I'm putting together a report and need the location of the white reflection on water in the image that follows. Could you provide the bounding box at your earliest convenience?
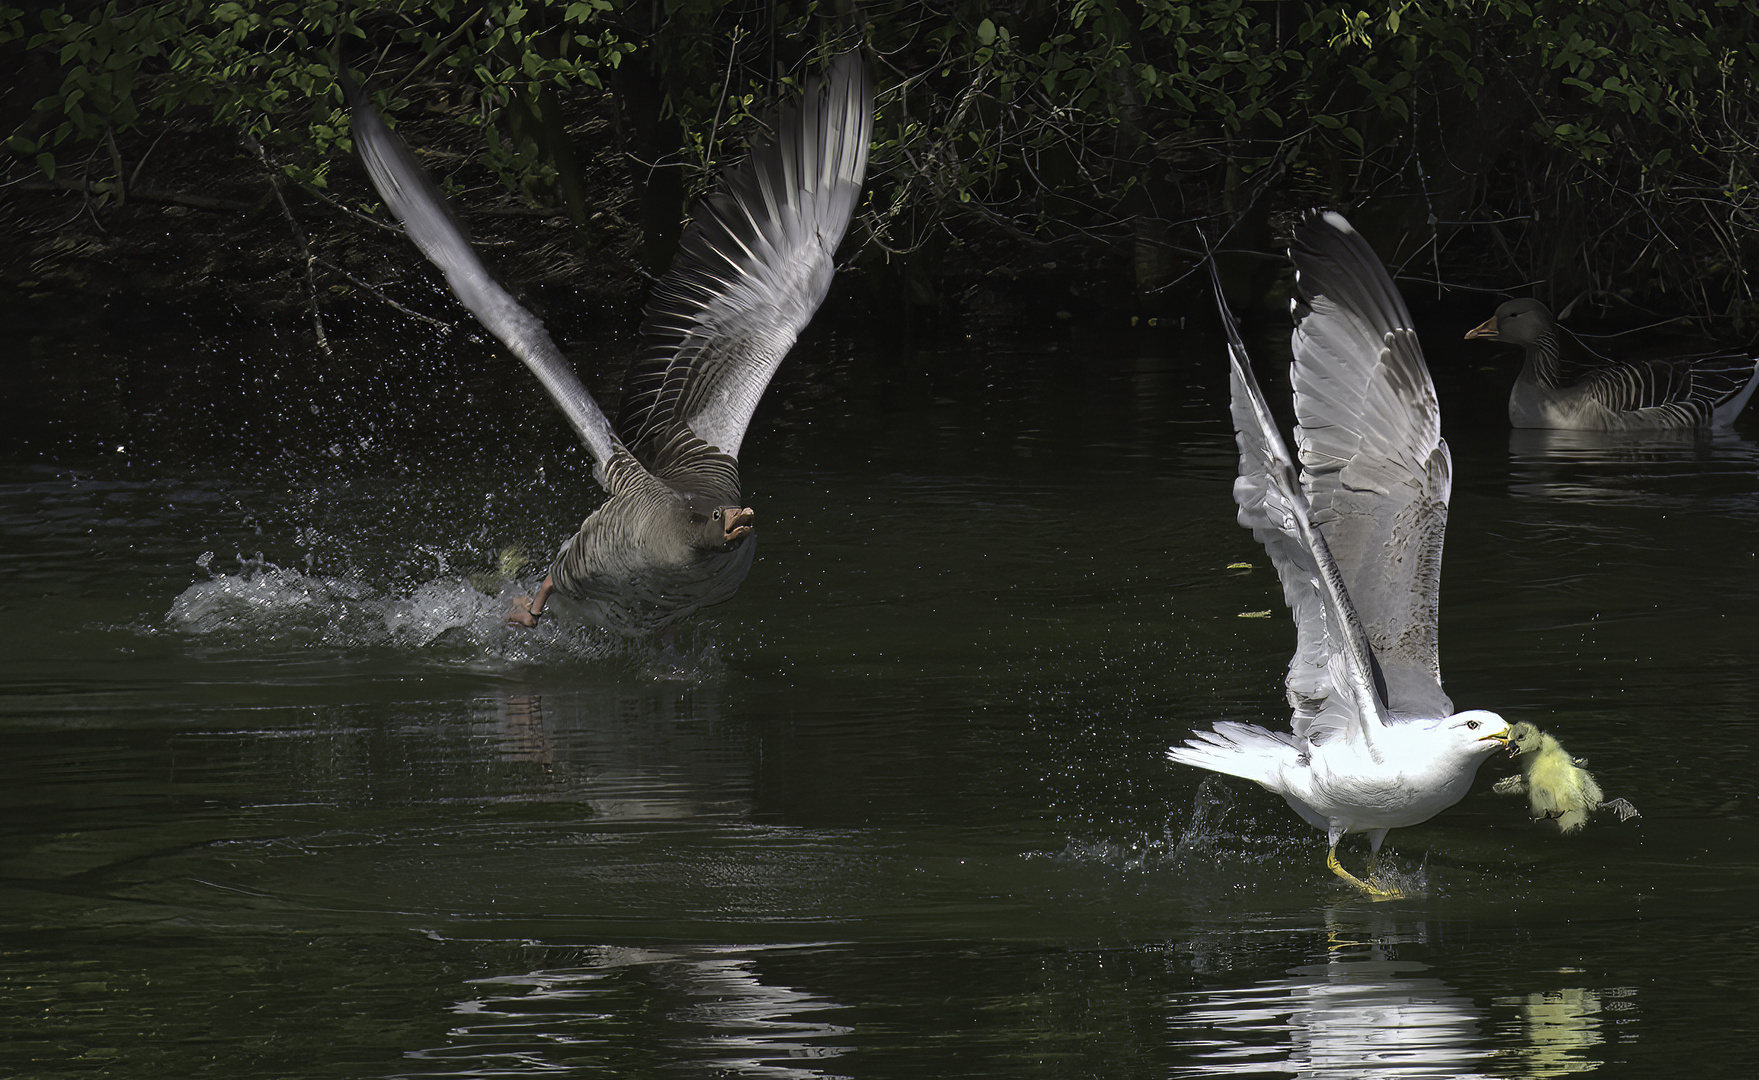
[1169,911,1493,1078]
[400,945,852,1078]
[1167,904,1640,1078]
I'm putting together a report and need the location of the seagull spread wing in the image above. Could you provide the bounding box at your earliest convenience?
[616,52,874,470]
[1288,212,1454,721]
[1212,257,1390,749]
[345,78,624,473]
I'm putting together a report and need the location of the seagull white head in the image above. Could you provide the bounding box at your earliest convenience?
[1447,709,1514,754]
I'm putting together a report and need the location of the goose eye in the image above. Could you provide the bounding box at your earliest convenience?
[1466,720,1480,731]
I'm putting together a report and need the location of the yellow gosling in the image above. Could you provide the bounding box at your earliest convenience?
[1493,722,1639,833]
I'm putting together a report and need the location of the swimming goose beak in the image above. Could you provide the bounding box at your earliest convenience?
[724,507,755,543]
[1464,315,1500,340]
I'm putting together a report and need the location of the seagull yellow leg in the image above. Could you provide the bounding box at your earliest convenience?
[1327,845,1403,901]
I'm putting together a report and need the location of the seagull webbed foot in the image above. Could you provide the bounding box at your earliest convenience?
[1327,846,1404,901]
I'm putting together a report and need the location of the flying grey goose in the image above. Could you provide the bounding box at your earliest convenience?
[1465,298,1759,430]
[347,54,874,637]
[1168,212,1511,899]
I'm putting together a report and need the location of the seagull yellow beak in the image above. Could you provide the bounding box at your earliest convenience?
[1479,724,1513,750]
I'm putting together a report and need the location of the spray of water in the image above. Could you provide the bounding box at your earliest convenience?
[164,551,634,666]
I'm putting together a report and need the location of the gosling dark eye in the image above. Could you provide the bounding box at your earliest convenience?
[1466,720,1480,731]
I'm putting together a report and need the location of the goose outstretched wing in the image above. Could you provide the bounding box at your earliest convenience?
[345,78,623,472]
[615,52,874,469]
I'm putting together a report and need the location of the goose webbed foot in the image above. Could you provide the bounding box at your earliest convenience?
[506,575,557,628]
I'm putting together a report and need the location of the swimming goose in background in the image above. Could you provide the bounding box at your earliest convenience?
[347,53,873,637]
[1465,298,1759,430]
[1168,212,1512,899]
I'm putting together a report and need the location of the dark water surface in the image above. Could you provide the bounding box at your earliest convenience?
[5,310,1758,1077]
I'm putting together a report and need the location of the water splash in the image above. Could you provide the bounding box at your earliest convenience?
[1046,778,1301,874]
[1175,776,1241,855]
[163,554,628,664]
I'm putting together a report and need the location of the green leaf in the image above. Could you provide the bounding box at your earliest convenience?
[977,18,996,47]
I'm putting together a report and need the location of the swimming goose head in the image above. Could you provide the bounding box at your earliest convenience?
[1465,298,1554,345]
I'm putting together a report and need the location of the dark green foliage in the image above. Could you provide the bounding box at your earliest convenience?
[5,0,1759,320]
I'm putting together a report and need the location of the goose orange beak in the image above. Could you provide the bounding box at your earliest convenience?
[724,507,755,543]
[1464,315,1500,340]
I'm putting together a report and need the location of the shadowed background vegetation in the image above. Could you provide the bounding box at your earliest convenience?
[5,0,1759,338]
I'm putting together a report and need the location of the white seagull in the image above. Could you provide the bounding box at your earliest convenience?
[1168,212,1512,899]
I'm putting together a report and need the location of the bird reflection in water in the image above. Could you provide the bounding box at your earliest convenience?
[1168,907,1634,1077]
[479,677,749,821]
[1170,909,1493,1077]
[1492,984,1635,1078]
[407,944,852,1078]
[1504,425,1759,510]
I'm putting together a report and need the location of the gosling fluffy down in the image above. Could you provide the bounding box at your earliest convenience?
[1492,722,1639,833]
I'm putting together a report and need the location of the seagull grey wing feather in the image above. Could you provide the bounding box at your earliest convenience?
[616,51,874,468]
[1288,212,1453,720]
[1212,261,1391,747]
[345,80,624,476]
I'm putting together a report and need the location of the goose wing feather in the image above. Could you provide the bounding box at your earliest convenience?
[344,78,623,473]
[1580,348,1759,423]
[616,52,874,469]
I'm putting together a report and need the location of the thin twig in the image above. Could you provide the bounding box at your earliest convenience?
[703,28,744,176]
[313,257,455,330]
[243,127,333,357]
[12,177,262,212]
